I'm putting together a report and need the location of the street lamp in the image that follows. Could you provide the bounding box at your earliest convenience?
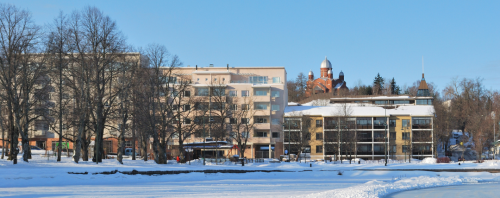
[384,123,387,166]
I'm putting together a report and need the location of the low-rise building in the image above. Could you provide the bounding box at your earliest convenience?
[284,74,434,160]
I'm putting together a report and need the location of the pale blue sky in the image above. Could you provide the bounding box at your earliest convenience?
[4,0,500,92]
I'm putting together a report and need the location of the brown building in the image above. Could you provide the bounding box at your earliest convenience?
[305,57,348,97]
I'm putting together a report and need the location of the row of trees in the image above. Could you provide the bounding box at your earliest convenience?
[0,4,262,165]
[287,72,421,102]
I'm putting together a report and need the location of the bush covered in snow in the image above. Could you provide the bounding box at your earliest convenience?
[437,157,450,163]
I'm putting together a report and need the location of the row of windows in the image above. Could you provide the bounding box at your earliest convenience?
[195,88,281,97]
[192,103,281,111]
[300,144,431,154]
[311,118,430,129]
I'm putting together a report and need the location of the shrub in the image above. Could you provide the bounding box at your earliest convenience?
[437,157,450,163]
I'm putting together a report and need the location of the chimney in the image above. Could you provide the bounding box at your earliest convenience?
[209,64,214,67]
[195,65,198,70]
[227,64,229,71]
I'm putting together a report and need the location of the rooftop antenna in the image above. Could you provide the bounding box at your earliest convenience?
[422,56,424,79]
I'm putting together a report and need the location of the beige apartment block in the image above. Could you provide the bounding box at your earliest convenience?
[167,65,287,159]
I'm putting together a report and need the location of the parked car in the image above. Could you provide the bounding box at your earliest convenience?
[124,148,139,156]
[30,146,43,150]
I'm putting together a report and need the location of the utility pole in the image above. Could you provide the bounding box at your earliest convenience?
[384,108,387,166]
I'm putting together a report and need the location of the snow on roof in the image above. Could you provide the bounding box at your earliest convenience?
[192,71,231,74]
[285,104,435,117]
[288,102,300,106]
[334,81,344,89]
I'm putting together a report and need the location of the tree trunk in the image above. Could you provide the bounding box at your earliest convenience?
[117,128,125,164]
[142,132,148,161]
[132,122,136,160]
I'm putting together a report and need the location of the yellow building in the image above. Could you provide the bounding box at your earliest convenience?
[284,74,434,160]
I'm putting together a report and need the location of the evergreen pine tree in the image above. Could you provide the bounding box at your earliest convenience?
[390,78,399,95]
[373,73,384,95]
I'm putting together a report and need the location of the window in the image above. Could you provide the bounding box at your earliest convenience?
[255,131,267,137]
[183,105,191,111]
[184,118,191,125]
[214,78,217,81]
[229,118,237,124]
[391,146,397,153]
[241,118,250,124]
[316,145,323,153]
[255,103,268,110]
[316,120,323,127]
[249,76,268,84]
[390,100,410,104]
[172,132,179,139]
[417,89,430,97]
[196,88,209,96]
[271,91,280,97]
[171,90,179,97]
[402,132,410,140]
[412,117,432,129]
[271,105,280,111]
[272,118,280,125]
[272,77,280,84]
[230,104,237,111]
[402,145,409,153]
[241,104,250,111]
[222,78,225,81]
[172,105,179,111]
[183,91,191,97]
[62,124,67,130]
[389,119,396,127]
[316,132,323,140]
[242,131,249,138]
[374,100,388,105]
[229,90,237,96]
[373,117,387,129]
[255,117,268,123]
[402,119,410,128]
[356,118,372,129]
[272,132,279,138]
[195,102,209,110]
[125,141,132,147]
[241,90,249,97]
[35,121,49,131]
[416,99,433,105]
[212,88,225,96]
[254,89,267,96]
[390,132,396,140]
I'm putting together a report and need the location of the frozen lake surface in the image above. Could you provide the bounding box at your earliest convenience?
[2,155,500,197]
[387,182,500,198]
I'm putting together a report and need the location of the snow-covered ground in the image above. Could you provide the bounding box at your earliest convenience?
[1,155,500,197]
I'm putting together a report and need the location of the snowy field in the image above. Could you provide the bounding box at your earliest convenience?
[1,155,500,197]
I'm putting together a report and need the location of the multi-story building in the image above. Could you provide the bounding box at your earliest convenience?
[168,65,287,159]
[284,74,434,160]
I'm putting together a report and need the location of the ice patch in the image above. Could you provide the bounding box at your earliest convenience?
[302,176,479,198]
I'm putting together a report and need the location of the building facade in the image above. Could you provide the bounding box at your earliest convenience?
[285,74,434,160]
[167,65,287,159]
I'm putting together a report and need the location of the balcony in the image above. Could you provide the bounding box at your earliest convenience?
[254,123,271,130]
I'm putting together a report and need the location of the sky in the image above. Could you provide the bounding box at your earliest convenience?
[3,0,500,93]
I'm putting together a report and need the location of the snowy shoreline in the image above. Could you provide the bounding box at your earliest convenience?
[1,156,500,197]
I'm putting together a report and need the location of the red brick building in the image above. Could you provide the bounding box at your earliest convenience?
[305,57,348,97]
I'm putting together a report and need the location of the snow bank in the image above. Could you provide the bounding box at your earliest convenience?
[421,157,437,164]
[303,176,478,198]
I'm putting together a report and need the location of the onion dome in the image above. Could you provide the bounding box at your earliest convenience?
[327,70,332,74]
[320,56,332,68]
[339,70,344,76]
[309,70,313,75]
